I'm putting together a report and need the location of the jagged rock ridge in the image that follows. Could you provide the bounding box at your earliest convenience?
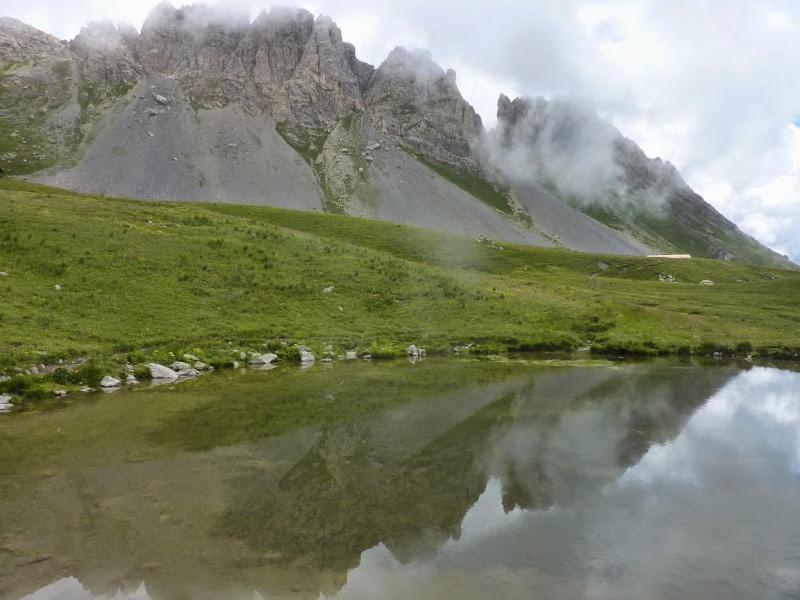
[491,95,793,265]
[0,5,791,266]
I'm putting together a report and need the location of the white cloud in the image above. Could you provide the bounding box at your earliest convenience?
[2,0,799,260]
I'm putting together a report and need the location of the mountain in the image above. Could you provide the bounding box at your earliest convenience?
[490,95,792,266]
[0,5,792,267]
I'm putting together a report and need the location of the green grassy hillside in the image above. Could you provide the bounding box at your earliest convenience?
[1,179,799,377]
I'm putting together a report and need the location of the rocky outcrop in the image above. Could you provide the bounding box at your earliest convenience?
[272,16,366,134]
[71,20,140,85]
[239,8,315,109]
[491,94,792,266]
[129,5,369,137]
[0,17,68,65]
[365,48,482,170]
[135,4,250,105]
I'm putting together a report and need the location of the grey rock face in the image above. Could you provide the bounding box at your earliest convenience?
[0,17,68,64]
[131,4,367,137]
[272,16,366,134]
[71,20,140,85]
[239,8,314,108]
[365,48,482,170]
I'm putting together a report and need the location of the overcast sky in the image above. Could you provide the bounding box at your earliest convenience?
[2,0,799,260]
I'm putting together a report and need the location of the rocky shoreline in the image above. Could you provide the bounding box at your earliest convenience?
[2,339,797,415]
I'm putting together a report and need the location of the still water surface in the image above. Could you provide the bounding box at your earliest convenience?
[0,359,798,599]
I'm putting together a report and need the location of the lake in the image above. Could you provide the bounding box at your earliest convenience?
[1,358,798,599]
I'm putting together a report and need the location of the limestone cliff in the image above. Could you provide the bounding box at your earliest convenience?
[0,5,791,265]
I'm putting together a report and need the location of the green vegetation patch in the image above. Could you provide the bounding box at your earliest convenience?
[0,179,799,374]
[275,122,329,165]
[408,150,517,217]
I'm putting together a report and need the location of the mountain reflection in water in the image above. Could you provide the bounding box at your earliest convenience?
[2,361,799,600]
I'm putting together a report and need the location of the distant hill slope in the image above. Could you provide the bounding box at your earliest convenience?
[1,179,799,371]
[0,7,792,267]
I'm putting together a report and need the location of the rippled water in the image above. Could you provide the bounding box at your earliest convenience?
[1,359,798,599]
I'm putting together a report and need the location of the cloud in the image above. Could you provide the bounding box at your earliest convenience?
[2,0,799,260]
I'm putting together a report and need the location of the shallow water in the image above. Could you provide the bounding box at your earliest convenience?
[1,359,798,600]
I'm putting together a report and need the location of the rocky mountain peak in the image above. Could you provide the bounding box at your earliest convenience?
[0,17,67,64]
[0,5,789,268]
[366,46,482,169]
[251,6,314,31]
[71,20,138,57]
[140,2,249,35]
[71,20,140,84]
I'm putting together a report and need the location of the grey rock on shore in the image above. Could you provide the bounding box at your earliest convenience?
[147,363,179,379]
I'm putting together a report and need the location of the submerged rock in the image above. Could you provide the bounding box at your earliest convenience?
[176,368,200,378]
[100,375,120,387]
[147,363,179,379]
[0,394,14,411]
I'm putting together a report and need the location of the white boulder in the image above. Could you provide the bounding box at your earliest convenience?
[147,363,179,380]
[700,280,715,286]
[100,375,120,388]
[345,351,358,360]
[250,353,278,366]
[300,350,316,363]
[170,361,191,371]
